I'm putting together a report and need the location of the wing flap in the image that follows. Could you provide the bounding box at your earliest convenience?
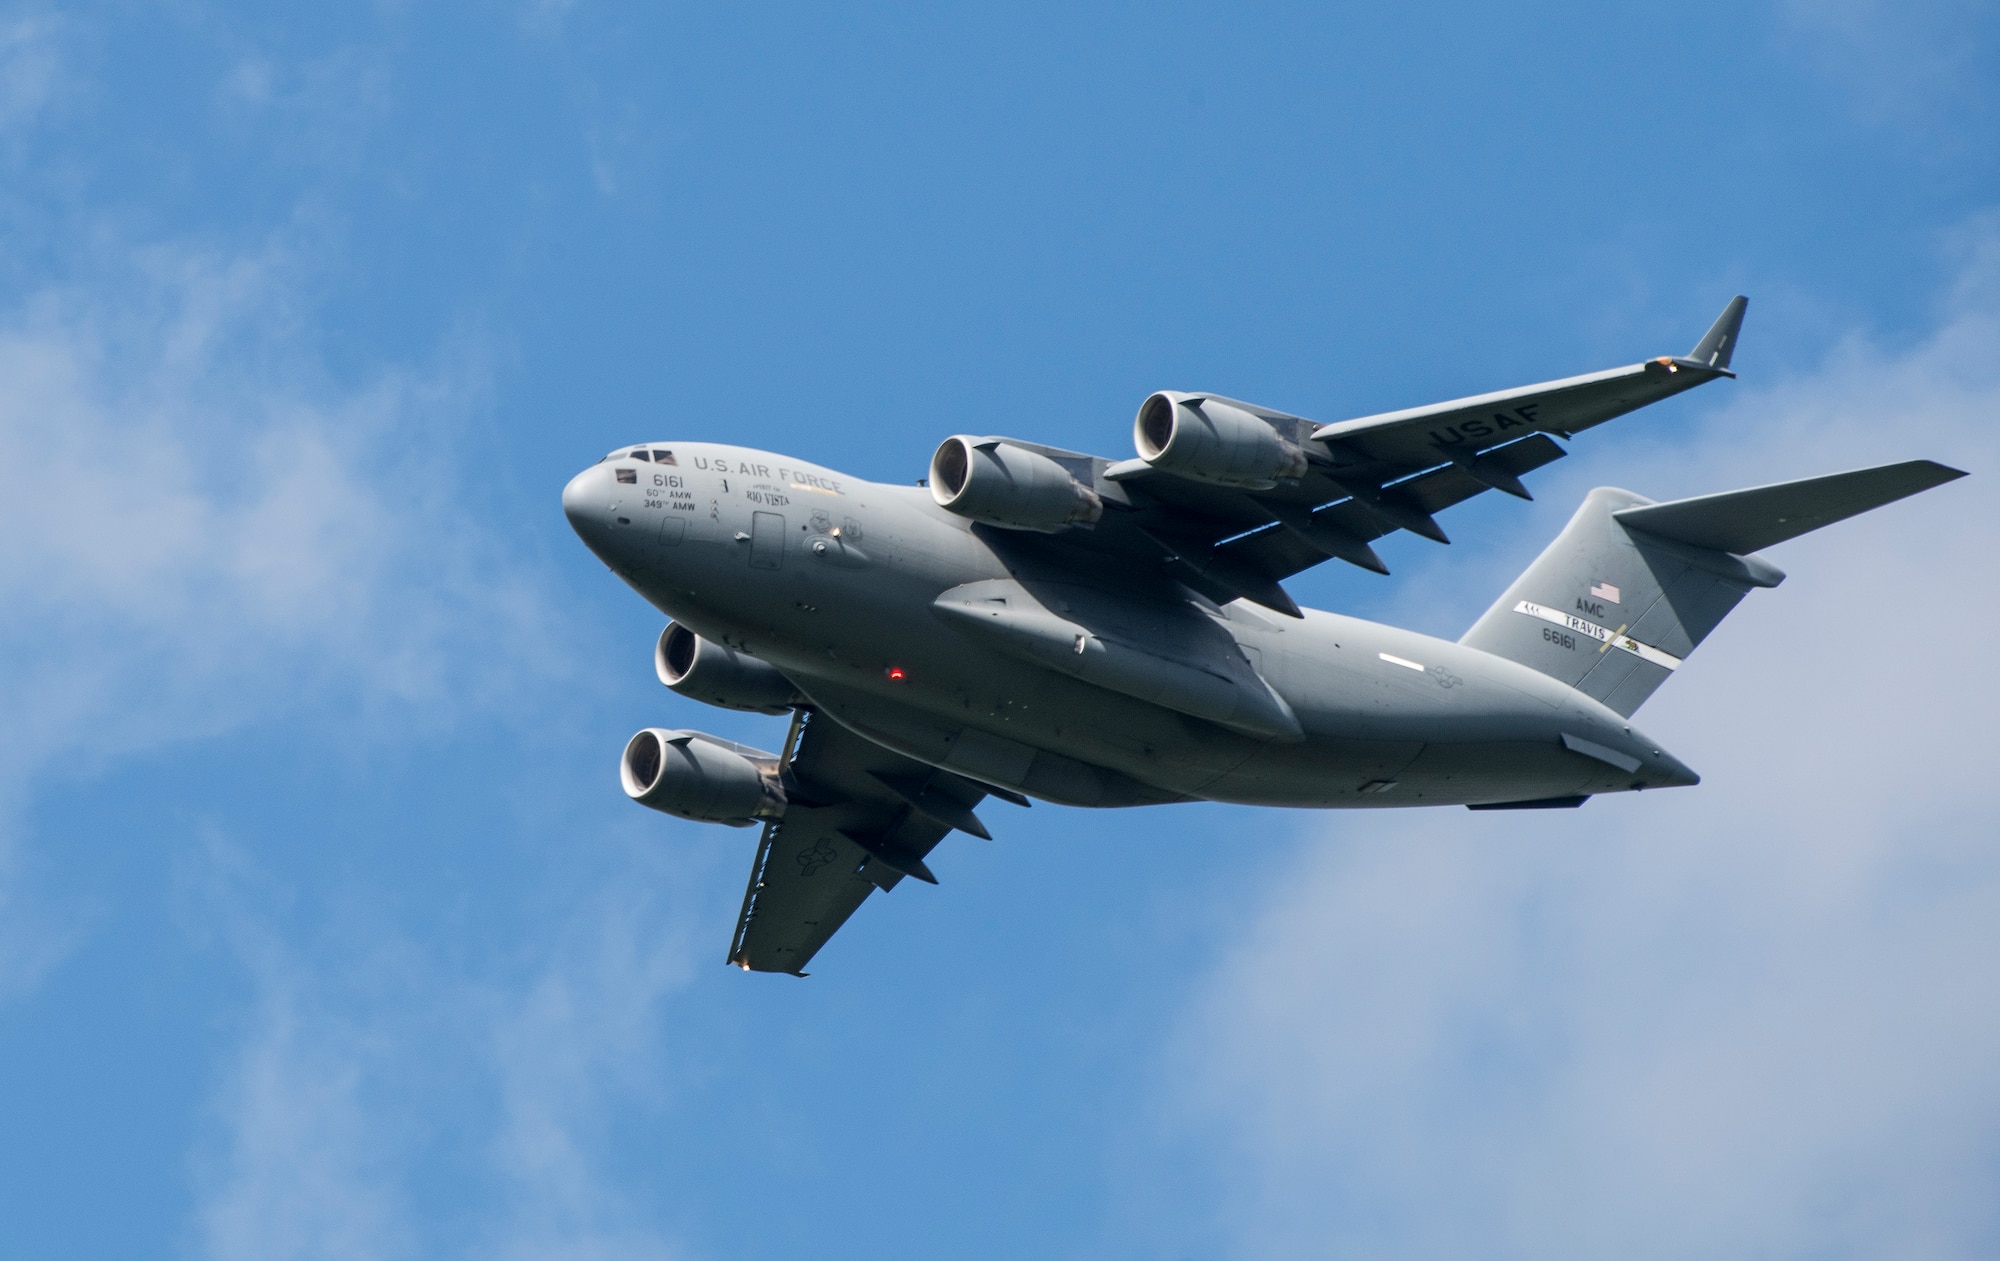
[1215,435,1567,581]
[1395,433,1568,517]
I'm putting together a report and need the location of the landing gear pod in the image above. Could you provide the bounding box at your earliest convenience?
[620,728,787,827]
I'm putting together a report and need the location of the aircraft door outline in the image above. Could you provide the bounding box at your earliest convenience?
[749,511,786,570]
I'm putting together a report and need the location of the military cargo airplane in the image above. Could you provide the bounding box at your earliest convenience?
[562,297,1964,974]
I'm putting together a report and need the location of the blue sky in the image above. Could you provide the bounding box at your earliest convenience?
[2,3,1998,1257]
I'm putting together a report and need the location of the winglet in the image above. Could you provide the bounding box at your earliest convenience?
[1689,295,1748,371]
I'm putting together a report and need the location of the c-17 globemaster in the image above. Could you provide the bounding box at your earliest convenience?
[562,297,1964,974]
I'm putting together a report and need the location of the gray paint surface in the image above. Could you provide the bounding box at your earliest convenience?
[562,303,1967,971]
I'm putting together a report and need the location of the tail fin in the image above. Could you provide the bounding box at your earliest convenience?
[1689,296,1749,371]
[1460,460,1965,716]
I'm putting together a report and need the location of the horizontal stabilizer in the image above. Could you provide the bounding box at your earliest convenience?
[1461,458,1967,717]
[1688,295,1748,371]
[1614,459,1967,555]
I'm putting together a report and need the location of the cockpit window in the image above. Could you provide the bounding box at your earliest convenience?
[615,468,638,483]
[629,449,651,462]
[652,449,678,466]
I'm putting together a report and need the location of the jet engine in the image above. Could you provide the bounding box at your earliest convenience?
[655,623,801,714]
[1133,391,1309,488]
[620,728,787,827]
[929,436,1103,532]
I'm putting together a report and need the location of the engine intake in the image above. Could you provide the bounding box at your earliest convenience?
[620,728,786,827]
[655,623,801,714]
[1134,391,1308,488]
[929,436,1103,532]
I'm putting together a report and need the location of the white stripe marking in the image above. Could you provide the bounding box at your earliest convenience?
[1379,652,1426,672]
[1561,731,1642,773]
[1513,601,1683,670]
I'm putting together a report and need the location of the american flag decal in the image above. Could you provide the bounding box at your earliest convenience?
[1589,581,1620,603]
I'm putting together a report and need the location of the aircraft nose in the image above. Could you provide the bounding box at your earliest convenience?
[562,466,602,536]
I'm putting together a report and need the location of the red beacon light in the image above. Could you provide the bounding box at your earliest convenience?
[885,666,907,681]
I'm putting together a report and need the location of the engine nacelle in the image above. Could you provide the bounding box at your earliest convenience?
[1133,391,1309,488]
[929,435,1103,532]
[655,623,801,714]
[620,728,786,827]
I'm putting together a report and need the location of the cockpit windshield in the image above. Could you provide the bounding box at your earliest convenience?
[599,447,679,465]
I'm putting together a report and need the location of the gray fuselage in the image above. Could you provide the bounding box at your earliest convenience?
[563,442,1697,810]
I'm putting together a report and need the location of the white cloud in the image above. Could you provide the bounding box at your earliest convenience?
[0,232,568,994]
[1148,230,2000,1257]
[0,220,696,1252]
[0,14,697,1255]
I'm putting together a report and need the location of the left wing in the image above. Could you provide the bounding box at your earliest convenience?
[1307,296,1746,474]
[728,708,999,974]
[1021,297,1748,617]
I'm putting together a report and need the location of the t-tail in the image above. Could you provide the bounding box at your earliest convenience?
[1460,460,1966,716]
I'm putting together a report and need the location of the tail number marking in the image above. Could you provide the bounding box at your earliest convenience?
[1512,601,1682,671]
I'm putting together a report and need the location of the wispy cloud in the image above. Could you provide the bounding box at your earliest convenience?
[0,8,62,136]
[1144,228,2000,1258]
[181,829,703,1261]
[216,42,394,174]
[1776,0,2000,130]
[0,242,548,734]
[482,871,702,1261]
[0,215,693,1252]
[188,835,420,1261]
[519,0,583,41]
[0,230,568,993]
[0,15,702,1252]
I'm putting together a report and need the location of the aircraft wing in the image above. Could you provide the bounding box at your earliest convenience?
[1036,297,1747,617]
[728,708,998,974]
[1307,297,1745,475]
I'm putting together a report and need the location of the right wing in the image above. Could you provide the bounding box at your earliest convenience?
[728,708,1001,975]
